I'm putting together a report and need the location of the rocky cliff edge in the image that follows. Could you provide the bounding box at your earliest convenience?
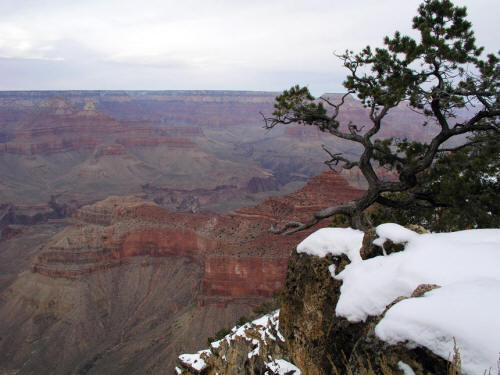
[177,224,500,374]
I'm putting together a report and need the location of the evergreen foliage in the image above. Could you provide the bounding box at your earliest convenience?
[264,0,499,233]
[370,132,500,231]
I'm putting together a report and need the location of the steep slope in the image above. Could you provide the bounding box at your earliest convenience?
[0,171,364,374]
[178,225,500,375]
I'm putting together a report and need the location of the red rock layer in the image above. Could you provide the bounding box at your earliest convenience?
[30,171,365,303]
[201,256,289,298]
[233,171,365,224]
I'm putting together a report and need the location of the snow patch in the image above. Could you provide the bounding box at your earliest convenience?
[266,359,301,374]
[178,349,210,371]
[210,338,222,349]
[335,227,500,321]
[397,361,415,375]
[297,227,364,263]
[180,310,284,372]
[373,223,418,246]
[301,225,500,374]
[377,280,500,375]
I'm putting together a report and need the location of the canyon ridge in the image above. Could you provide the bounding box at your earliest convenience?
[0,91,434,374]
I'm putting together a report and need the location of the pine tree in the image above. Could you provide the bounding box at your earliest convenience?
[264,0,499,233]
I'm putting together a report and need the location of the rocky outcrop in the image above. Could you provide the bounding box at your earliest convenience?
[23,171,363,309]
[278,247,449,374]
[234,171,365,224]
[279,251,362,374]
[30,197,209,279]
[178,227,454,375]
[177,311,299,375]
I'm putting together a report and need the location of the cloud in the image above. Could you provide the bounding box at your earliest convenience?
[0,0,498,91]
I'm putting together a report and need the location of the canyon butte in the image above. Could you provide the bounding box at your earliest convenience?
[0,91,434,374]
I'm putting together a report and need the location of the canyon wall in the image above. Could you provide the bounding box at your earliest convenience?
[0,171,364,374]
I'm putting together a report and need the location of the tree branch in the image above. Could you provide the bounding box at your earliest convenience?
[269,202,356,235]
[322,145,359,170]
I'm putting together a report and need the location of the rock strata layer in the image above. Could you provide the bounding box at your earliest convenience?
[28,171,364,301]
[0,171,364,375]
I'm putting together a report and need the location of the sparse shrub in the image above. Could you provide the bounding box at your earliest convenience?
[206,327,232,346]
[447,338,462,375]
[329,214,351,228]
[235,316,251,327]
[253,302,274,316]
[252,291,282,316]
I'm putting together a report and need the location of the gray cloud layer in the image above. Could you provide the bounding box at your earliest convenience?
[0,0,498,94]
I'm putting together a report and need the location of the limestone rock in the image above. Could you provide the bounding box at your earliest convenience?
[279,250,365,374]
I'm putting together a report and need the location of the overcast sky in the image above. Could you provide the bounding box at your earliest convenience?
[0,0,498,95]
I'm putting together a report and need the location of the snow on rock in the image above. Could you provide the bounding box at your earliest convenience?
[376,279,500,375]
[297,227,364,263]
[299,224,500,374]
[397,361,416,375]
[335,227,500,321]
[265,359,302,374]
[178,349,210,371]
[373,223,419,246]
[178,310,294,374]
[219,309,283,357]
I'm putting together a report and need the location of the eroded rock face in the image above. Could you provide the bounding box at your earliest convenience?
[179,228,451,375]
[0,171,364,374]
[233,171,365,225]
[278,230,450,375]
[246,176,279,194]
[28,170,363,292]
[279,251,365,374]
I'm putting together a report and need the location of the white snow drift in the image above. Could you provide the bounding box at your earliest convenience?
[298,224,500,374]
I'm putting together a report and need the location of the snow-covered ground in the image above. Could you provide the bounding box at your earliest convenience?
[178,349,211,372]
[298,224,500,374]
[209,310,285,358]
[178,310,300,374]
